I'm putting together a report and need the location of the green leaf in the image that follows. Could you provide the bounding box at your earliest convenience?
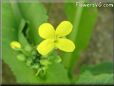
[17,2,48,44]
[63,3,98,69]
[18,19,31,46]
[81,62,113,75]
[39,51,70,84]
[46,63,70,84]
[2,3,43,83]
[76,71,114,84]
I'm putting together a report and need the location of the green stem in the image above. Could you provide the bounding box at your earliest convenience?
[20,49,31,57]
[35,68,42,76]
[63,6,83,69]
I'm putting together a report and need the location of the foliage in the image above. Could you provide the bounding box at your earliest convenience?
[2,1,113,85]
[2,2,69,84]
[63,2,98,69]
[76,71,114,84]
[80,62,113,75]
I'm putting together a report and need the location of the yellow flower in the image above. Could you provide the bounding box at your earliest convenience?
[10,41,21,49]
[37,21,75,56]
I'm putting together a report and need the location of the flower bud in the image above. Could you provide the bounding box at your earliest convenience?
[24,45,32,52]
[10,41,21,50]
[17,54,26,61]
[40,59,51,66]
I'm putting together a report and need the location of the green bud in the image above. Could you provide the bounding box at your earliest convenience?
[32,50,37,55]
[31,64,39,69]
[26,58,32,66]
[55,56,62,63]
[24,45,32,52]
[17,54,26,61]
[40,59,51,66]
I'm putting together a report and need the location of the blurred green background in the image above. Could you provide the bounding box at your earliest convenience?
[1,2,113,84]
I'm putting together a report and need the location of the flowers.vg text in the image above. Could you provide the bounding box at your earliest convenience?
[76,2,113,7]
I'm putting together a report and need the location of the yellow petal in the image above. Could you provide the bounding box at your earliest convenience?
[38,23,55,39]
[37,39,54,56]
[56,21,73,37]
[10,41,21,49]
[56,38,75,52]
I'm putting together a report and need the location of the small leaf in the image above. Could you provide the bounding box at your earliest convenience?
[81,62,113,75]
[18,19,32,48]
[76,71,114,84]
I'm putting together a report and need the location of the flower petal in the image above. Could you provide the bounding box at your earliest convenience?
[37,39,54,56]
[38,23,55,39]
[56,38,75,52]
[56,21,73,37]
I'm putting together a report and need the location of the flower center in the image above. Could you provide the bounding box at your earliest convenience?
[54,36,58,43]
[54,35,63,43]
